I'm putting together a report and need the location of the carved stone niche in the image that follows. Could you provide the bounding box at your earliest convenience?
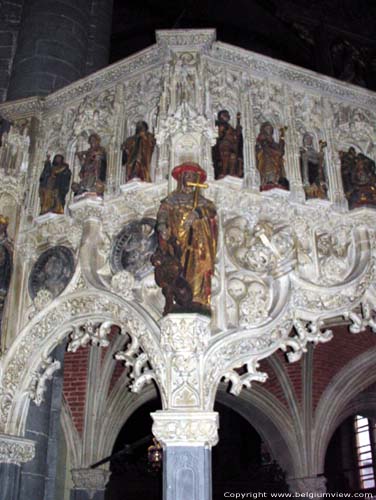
[156,102,217,189]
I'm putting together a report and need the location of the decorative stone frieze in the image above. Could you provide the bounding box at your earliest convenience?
[0,434,35,465]
[151,411,219,447]
[71,468,110,497]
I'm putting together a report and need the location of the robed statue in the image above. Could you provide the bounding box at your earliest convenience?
[256,122,289,190]
[152,163,218,316]
[212,110,243,179]
[0,216,12,337]
[300,133,327,199]
[72,133,107,196]
[122,121,156,182]
[39,154,72,215]
[339,147,376,209]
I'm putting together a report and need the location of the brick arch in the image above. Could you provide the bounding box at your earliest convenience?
[216,385,301,477]
[313,345,376,473]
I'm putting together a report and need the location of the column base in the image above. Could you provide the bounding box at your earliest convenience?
[288,475,327,494]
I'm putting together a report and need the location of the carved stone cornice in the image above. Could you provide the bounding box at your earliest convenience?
[69,197,104,223]
[71,468,110,495]
[156,29,216,52]
[212,42,376,108]
[0,434,35,465]
[151,410,219,447]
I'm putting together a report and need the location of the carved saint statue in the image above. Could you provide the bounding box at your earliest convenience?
[299,133,327,199]
[0,216,12,336]
[256,122,289,190]
[39,154,72,215]
[72,133,107,196]
[339,147,376,209]
[152,163,218,315]
[122,121,156,182]
[212,110,243,179]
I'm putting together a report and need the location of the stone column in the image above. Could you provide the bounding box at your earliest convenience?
[8,0,91,100]
[152,411,218,500]
[85,0,114,75]
[0,434,35,500]
[288,475,327,495]
[150,314,219,500]
[71,468,110,500]
[19,343,65,500]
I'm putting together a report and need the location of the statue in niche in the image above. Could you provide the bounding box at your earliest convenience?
[0,116,11,148]
[0,216,12,336]
[29,246,75,299]
[122,121,156,183]
[299,133,327,199]
[256,122,289,190]
[152,163,218,316]
[212,110,243,179]
[39,154,72,215]
[339,147,376,209]
[72,133,107,197]
[110,218,157,279]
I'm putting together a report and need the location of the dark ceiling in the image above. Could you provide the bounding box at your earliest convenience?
[110,0,376,90]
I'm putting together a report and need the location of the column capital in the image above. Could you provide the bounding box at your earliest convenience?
[160,313,211,353]
[151,410,219,447]
[288,475,327,494]
[0,433,35,465]
[71,468,110,495]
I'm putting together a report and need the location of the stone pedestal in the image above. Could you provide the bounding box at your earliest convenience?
[288,475,327,495]
[0,434,35,500]
[152,411,218,500]
[151,314,219,500]
[71,468,110,500]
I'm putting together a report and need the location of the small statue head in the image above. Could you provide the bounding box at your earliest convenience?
[52,154,65,166]
[303,132,314,148]
[260,121,274,137]
[217,110,231,123]
[135,121,149,135]
[88,133,101,147]
[172,162,207,192]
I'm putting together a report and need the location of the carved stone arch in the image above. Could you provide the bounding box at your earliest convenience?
[216,385,301,477]
[98,384,159,462]
[61,396,82,468]
[339,389,376,423]
[313,346,376,473]
[0,289,163,436]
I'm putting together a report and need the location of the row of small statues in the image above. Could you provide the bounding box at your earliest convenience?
[38,111,376,215]
[1,163,217,337]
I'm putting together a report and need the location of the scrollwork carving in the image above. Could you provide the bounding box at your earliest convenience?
[28,355,61,406]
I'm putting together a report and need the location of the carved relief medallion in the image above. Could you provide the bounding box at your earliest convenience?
[110,218,157,279]
[29,246,75,299]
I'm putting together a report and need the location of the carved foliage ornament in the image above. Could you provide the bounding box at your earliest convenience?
[0,434,35,465]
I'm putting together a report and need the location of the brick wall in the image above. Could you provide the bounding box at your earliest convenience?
[63,346,89,434]
[312,325,376,410]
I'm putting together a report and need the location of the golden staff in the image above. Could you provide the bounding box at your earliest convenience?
[186,177,209,209]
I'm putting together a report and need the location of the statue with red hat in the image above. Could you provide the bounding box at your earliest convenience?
[152,162,218,315]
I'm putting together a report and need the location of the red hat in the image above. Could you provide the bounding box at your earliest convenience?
[172,162,207,183]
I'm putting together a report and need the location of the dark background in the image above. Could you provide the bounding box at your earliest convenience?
[111,0,376,91]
